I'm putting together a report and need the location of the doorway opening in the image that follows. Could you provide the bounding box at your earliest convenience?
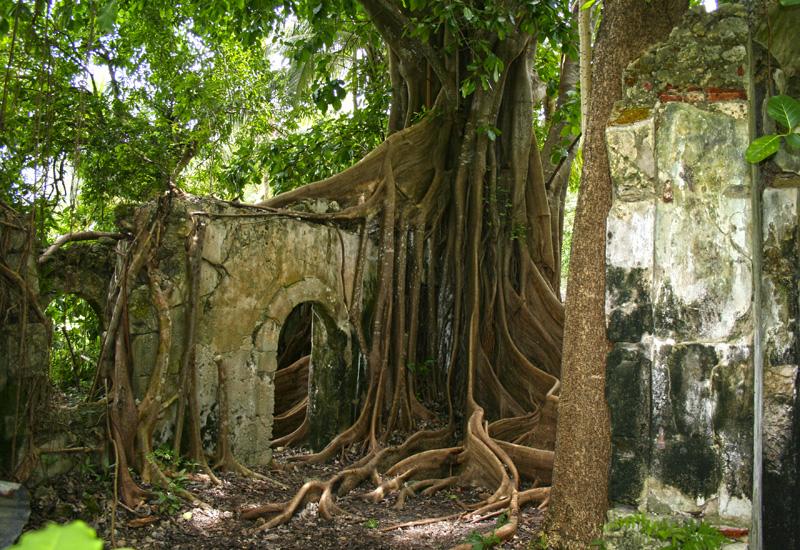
[46,294,101,396]
[272,303,312,446]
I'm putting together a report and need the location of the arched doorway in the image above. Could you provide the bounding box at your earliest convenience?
[270,301,361,452]
[45,294,102,394]
[272,303,312,444]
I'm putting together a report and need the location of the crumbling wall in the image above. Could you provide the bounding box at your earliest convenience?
[605,3,752,525]
[605,3,800,538]
[127,196,375,466]
[38,239,116,326]
[0,206,49,476]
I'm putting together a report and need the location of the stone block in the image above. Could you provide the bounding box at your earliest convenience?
[606,201,655,271]
[607,343,652,505]
[763,364,799,548]
[254,319,281,354]
[762,187,799,366]
[649,342,751,520]
[607,343,652,441]
[127,285,157,335]
[606,117,656,202]
[201,223,228,265]
[653,102,751,341]
[203,306,261,353]
[609,438,648,506]
[198,263,220,297]
[606,267,653,343]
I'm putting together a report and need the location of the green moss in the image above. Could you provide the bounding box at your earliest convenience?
[607,344,651,506]
[610,438,649,505]
[711,357,753,499]
[654,280,690,339]
[667,344,718,434]
[607,345,651,439]
[611,107,652,126]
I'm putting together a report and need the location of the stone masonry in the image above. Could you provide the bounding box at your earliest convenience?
[605,3,799,544]
[127,196,375,466]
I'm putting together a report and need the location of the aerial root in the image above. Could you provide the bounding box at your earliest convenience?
[392,475,460,510]
[364,466,419,503]
[378,486,548,534]
[420,475,459,496]
[149,461,211,509]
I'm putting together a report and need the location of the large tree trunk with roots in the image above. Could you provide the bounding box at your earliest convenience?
[546,1,688,547]
[240,2,564,544]
[98,1,580,545]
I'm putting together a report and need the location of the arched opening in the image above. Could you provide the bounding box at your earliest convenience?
[272,303,312,445]
[45,294,101,395]
[270,300,360,452]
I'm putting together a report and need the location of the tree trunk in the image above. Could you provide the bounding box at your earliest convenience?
[547,1,688,547]
[241,3,573,540]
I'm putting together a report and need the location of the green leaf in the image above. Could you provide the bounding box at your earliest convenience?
[745,134,782,163]
[767,95,800,132]
[10,521,103,550]
[461,79,476,98]
[581,0,597,10]
[786,132,800,151]
[779,0,800,6]
[97,0,118,34]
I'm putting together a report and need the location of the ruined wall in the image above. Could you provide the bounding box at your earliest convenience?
[0,206,49,475]
[38,239,116,326]
[128,196,375,466]
[605,3,800,536]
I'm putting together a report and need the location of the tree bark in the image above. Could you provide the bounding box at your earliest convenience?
[547,1,688,547]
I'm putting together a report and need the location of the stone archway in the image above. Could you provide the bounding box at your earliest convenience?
[256,279,358,453]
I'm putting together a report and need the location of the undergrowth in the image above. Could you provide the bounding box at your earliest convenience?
[593,513,730,550]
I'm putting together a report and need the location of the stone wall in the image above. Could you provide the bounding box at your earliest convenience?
[0,206,49,476]
[605,3,799,535]
[127,196,375,466]
[38,239,116,326]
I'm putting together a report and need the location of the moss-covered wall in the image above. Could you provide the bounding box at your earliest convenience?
[0,207,49,476]
[606,3,800,539]
[605,3,757,527]
[753,2,800,545]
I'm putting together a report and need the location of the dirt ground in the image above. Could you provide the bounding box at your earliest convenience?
[26,446,546,549]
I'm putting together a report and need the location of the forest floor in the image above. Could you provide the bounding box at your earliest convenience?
[26,445,546,549]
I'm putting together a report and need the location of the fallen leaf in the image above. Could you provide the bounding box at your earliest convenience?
[128,516,160,528]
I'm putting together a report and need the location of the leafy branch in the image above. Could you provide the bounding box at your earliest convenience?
[746,95,800,164]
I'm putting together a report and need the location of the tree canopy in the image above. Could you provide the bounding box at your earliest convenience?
[0,0,577,229]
